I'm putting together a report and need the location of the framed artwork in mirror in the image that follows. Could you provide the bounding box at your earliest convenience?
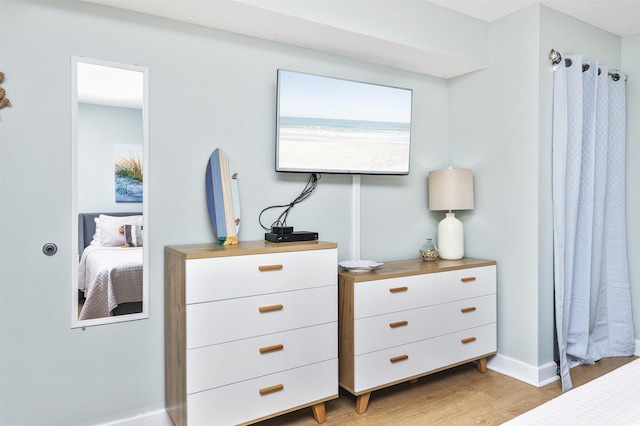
[115,143,143,202]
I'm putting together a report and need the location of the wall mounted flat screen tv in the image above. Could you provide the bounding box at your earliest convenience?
[276,70,413,175]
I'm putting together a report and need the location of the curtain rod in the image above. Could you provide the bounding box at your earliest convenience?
[549,49,627,82]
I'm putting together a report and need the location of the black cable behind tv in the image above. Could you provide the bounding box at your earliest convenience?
[259,174,320,242]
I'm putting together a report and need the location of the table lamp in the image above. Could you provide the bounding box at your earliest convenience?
[428,168,474,260]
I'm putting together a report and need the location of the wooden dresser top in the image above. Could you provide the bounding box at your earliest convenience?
[165,240,337,259]
[338,258,496,283]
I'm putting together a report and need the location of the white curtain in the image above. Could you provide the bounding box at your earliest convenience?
[552,53,635,392]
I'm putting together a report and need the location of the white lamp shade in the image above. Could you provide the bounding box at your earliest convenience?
[428,168,474,260]
[428,168,474,211]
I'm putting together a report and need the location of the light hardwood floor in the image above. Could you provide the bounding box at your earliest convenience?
[257,356,638,425]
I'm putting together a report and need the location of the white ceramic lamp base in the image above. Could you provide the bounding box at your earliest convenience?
[437,212,464,260]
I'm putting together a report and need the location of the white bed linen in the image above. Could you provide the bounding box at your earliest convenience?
[505,358,640,425]
[78,245,143,320]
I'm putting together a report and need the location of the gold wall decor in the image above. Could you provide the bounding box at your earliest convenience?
[0,71,12,108]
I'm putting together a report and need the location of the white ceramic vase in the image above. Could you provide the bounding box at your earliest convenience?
[437,212,464,260]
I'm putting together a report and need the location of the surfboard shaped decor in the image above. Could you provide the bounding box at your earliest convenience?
[205,148,240,245]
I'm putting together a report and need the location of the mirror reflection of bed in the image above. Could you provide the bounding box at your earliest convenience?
[77,212,143,320]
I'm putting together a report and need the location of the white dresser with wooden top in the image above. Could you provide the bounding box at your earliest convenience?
[165,240,338,426]
[338,257,497,414]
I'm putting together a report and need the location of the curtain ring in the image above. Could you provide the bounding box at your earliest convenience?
[611,73,620,82]
[564,58,573,67]
[582,63,590,72]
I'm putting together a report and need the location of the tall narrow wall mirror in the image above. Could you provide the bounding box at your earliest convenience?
[71,56,149,328]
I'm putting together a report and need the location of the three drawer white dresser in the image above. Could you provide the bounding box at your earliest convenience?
[164,241,338,425]
[338,257,497,413]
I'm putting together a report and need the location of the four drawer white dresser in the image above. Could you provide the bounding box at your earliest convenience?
[338,258,497,413]
[164,241,339,426]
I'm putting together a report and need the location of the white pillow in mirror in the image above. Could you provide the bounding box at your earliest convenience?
[90,217,101,246]
[98,214,143,247]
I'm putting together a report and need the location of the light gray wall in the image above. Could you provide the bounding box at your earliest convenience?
[448,6,543,366]
[0,1,447,424]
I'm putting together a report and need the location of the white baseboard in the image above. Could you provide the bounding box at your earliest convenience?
[487,353,558,387]
[487,339,640,388]
[96,409,172,426]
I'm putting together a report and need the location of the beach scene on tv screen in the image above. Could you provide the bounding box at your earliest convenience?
[277,71,412,173]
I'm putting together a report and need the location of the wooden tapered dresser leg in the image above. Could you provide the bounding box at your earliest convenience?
[477,357,488,373]
[311,402,326,423]
[355,392,371,414]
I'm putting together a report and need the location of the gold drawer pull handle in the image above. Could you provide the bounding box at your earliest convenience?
[258,304,283,313]
[461,307,477,313]
[259,384,284,396]
[390,354,409,363]
[389,286,408,293]
[461,276,477,282]
[259,344,284,354]
[461,337,477,344]
[389,320,408,328]
[259,264,283,272]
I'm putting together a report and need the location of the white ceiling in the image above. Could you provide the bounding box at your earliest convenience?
[77,61,144,108]
[80,0,639,78]
[83,0,640,38]
[430,0,640,37]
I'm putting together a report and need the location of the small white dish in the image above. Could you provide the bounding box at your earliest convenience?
[338,260,383,272]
